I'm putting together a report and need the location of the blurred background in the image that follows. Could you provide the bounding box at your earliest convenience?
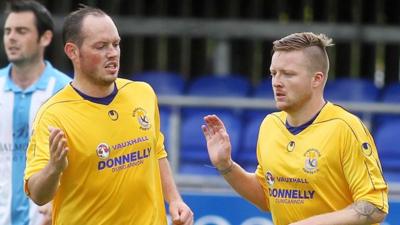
[1,0,400,224]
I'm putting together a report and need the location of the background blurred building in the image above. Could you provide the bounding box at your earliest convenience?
[1,0,400,86]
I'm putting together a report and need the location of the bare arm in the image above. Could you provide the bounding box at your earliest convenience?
[27,127,68,205]
[220,160,268,211]
[290,200,387,225]
[159,158,193,225]
[202,115,268,211]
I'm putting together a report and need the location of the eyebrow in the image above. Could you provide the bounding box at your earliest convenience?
[4,26,30,31]
[270,68,296,73]
[93,39,120,45]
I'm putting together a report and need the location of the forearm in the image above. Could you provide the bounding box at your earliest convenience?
[292,200,386,225]
[220,161,268,211]
[27,164,62,206]
[159,158,182,203]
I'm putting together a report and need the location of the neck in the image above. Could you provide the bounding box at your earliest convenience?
[286,96,325,127]
[11,59,45,90]
[71,77,114,98]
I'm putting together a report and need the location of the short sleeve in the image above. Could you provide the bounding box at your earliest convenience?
[255,127,270,211]
[342,122,388,213]
[154,94,167,159]
[24,110,61,194]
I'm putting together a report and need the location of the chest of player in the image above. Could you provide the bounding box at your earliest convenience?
[258,122,345,186]
[60,98,158,171]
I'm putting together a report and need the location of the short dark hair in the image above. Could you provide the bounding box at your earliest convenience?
[5,0,54,38]
[62,5,107,46]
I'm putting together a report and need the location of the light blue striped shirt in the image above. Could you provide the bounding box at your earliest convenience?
[0,61,71,225]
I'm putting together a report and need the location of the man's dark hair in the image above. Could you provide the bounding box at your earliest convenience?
[62,5,107,46]
[5,0,54,38]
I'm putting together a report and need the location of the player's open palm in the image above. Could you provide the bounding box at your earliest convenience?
[48,127,69,174]
[202,115,232,169]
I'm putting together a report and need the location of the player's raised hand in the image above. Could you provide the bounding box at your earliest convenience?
[201,115,232,171]
[48,127,68,174]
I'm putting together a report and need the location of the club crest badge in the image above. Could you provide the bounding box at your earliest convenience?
[96,143,110,159]
[303,149,320,174]
[133,107,151,130]
[265,171,275,187]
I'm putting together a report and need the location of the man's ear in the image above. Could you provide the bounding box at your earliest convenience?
[40,30,53,48]
[312,71,325,88]
[64,42,78,61]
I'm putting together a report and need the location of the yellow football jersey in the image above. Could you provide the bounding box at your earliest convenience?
[255,102,388,225]
[25,79,168,225]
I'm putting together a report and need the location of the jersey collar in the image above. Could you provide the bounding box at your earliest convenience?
[285,101,328,135]
[4,60,54,93]
[71,82,118,105]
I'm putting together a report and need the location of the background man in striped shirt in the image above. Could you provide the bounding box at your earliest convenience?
[0,1,71,224]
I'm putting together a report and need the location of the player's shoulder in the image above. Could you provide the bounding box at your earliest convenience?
[33,85,75,122]
[318,102,369,136]
[0,64,11,78]
[323,102,362,125]
[45,62,71,83]
[0,67,7,76]
[116,78,156,95]
[261,111,285,128]
[50,67,71,83]
[266,111,285,121]
[39,84,77,111]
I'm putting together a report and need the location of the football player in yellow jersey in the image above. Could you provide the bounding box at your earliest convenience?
[202,32,388,225]
[24,5,193,225]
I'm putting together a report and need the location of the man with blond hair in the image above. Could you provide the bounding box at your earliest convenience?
[202,32,388,225]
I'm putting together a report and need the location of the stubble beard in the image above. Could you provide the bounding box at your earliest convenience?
[80,64,118,87]
[93,75,116,87]
[8,51,40,67]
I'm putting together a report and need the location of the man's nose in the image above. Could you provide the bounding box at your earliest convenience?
[5,30,17,42]
[272,74,282,87]
[106,46,119,58]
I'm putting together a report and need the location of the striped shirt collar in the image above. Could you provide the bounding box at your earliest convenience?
[4,60,55,93]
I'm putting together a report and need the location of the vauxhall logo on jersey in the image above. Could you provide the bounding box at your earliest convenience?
[132,107,151,130]
[95,137,151,172]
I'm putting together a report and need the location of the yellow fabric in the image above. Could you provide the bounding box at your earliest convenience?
[255,102,388,225]
[25,78,168,225]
